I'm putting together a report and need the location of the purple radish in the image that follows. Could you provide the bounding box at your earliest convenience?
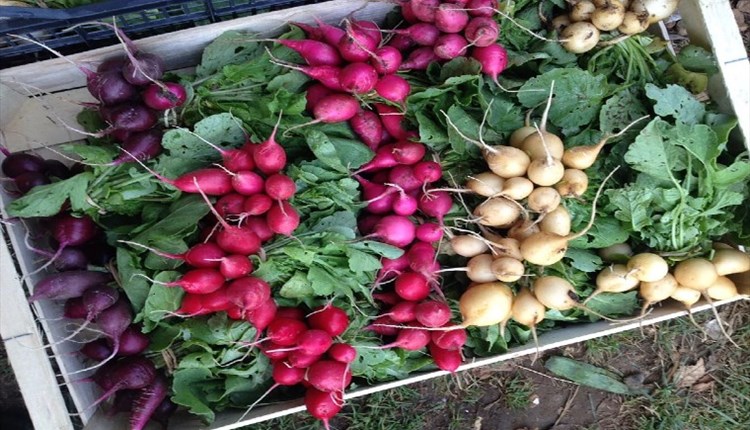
[89,356,156,410]
[113,129,163,164]
[42,159,71,179]
[64,297,88,319]
[97,56,127,73]
[107,103,158,132]
[80,339,114,361]
[142,82,187,110]
[29,270,111,303]
[130,374,169,430]
[2,152,45,178]
[14,171,49,194]
[88,70,138,105]
[112,325,150,356]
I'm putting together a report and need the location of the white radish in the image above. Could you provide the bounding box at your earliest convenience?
[527,187,561,216]
[491,257,525,282]
[485,146,531,178]
[590,0,626,31]
[711,249,750,276]
[501,177,535,200]
[561,22,600,54]
[466,172,505,197]
[585,264,640,303]
[706,276,739,300]
[639,273,678,315]
[474,197,523,227]
[555,169,589,198]
[511,287,546,362]
[539,205,571,236]
[626,253,669,282]
[451,235,490,257]
[673,258,718,291]
[459,282,513,327]
[561,115,648,170]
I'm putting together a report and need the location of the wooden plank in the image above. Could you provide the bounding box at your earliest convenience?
[0,227,74,430]
[0,0,394,95]
[679,0,750,146]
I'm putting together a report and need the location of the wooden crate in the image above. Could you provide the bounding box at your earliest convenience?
[0,1,747,429]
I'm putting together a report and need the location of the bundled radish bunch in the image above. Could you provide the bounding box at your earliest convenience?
[1,150,72,195]
[555,0,681,53]
[236,304,356,430]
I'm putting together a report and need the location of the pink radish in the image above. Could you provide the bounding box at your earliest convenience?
[351,20,382,46]
[472,43,508,84]
[337,21,378,63]
[253,115,287,175]
[265,173,296,201]
[231,171,264,195]
[219,255,253,280]
[327,343,357,363]
[370,46,403,75]
[374,104,415,140]
[340,62,379,94]
[372,215,416,247]
[415,222,443,243]
[118,241,225,268]
[145,269,225,294]
[388,23,441,46]
[307,304,350,337]
[275,62,342,91]
[273,39,342,66]
[226,277,271,313]
[307,360,353,392]
[305,388,343,430]
[434,33,469,59]
[142,82,187,110]
[375,74,411,104]
[400,46,440,71]
[215,193,246,218]
[243,216,275,242]
[411,0,440,22]
[393,190,419,216]
[314,17,346,45]
[435,3,471,33]
[356,143,399,173]
[349,109,384,150]
[379,326,431,350]
[413,160,443,183]
[306,83,334,111]
[266,201,300,236]
[392,141,426,165]
[242,194,273,216]
[385,301,418,322]
[267,329,333,356]
[415,300,452,327]
[418,190,453,223]
[401,1,420,23]
[464,16,499,47]
[292,21,325,40]
[388,34,417,51]
[267,318,307,346]
[467,0,498,17]
[389,165,423,192]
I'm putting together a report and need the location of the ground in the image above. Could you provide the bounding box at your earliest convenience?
[1,4,749,430]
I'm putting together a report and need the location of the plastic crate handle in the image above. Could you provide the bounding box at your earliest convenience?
[0,0,188,20]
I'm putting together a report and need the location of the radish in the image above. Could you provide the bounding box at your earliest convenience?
[14,172,49,194]
[458,281,513,327]
[392,141,426,165]
[388,34,417,51]
[389,165,423,192]
[370,46,403,75]
[276,307,305,321]
[252,115,288,175]
[245,297,278,333]
[187,133,256,172]
[307,304,350,337]
[313,17,346,45]
[372,215,416,247]
[266,201,300,236]
[264,173,296,201]
[288,350,323,368]
[351,20,382,46]
[378,326,431,351]
[356,143,400,173]
[226,277,271,313]
[80,339,113,361]
[464,17,500,47]
[267,318,308,346]
[242,194,274,216]
[88,356,156,411]
[339,62,380,94]
[400,46,440,71]
[349,109,384,150]
[429,343,462,372]
[395,272,430,301]
[28,270,111,303]
[413,161,442,184]
[1,152,45,178]
[64,297,88,319]
[387,23,441,46]
[89,298,134,368]
[337,20,378,63]
[144,268,225,294]
[114,325,150,356]
[472,44,508,84]
[215,193,246,218]
[244,216,276,242]
[272,61,343,91]
[375,74,411,104]
[401,1,420,23]
[305,388,344,430]
[327,343,357,363]
[130,373,169,430]
[435,3,470,33]
[292,21,325,41]
[219,255,253,280]
[113,129,164,164]
[268,329,333,356]
[431,327,468,350]
[467,0,498,17]
[237,360,307,422]
[384,301,418,322]
[119,240,225,268]
[411,0,440,22]
[366,315,400,336]
[271,38,342,66]
[418,190,453,224]
[305,83,334,112]
[306,360,353,392]
[415,300,452,327]
[142,82,187,110]
[373,291,402,305]
[415,222,443,243]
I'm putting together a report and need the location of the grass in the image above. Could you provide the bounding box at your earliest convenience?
[501,374,535,410]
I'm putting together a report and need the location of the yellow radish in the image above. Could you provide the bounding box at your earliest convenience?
[551,14,572,32]
[532,276,627,321]
[474,197,523,227]
[520,80,564,161]
[507,219,540,242]
[561,115,648,170]
[511,287,546,362]
[483,233,524,261]
[626,252,669,282]
[618,11,649,34]
[673,258,718,291]
[705,276,739,300]
[585,264,640,304]
[527,187,561,216]
[590,0,626,31]
[555,168,589,198]
[485,146,531,178]
[638,273,678,315]
[450,235,490,258]
[501,177,535,200]
[711,249,750,276]
[598,242,633,263]
[570,0,596,21]
[670,285,702,308]
[466,172,505,197]
[539,205,571,236]
[458,282,513,327]
[466,254,499,283]
[561,22,600,54]
[526,157,566,187]
[491,257,525,282]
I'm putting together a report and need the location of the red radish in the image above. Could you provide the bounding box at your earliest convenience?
[236,359,306,419]
[375,74,411,104]
[142,82,187,110]
[349,109,384,150]
[305,388,343,430]
[418,190,453,223]
[314,17,346,45]
[253,115,287,175]
[219,255,253,280]
[429,343,462,372]
[149,269,225,294]
[265,173,296,201]
[307,360,353,392]
[261,341,290,360]
[374,104,415,140]
[392,141,426,165]
[195,288,232,314]
[434,33,469,59]
[29,270,111,302]
[339,62,379,94]
[276,307,305,320]
[244,216,275,242]
[268,329,333,356]
[356,143,399,173]
[372,292,401,305]
[367,315,400,336]
[161,168,234,195]
[114,325,150,356]
[307,304,349,337]
[370,46,403,75]
[379,326,431,350]
[395,272,430,301]
[215,193,246,218]
[389,23,441,46]
[416,223,444,243]
[190,136,256,173]
[327,343,357,363]
[472,43,508,84]
[413,160,442,184]
[245,297,277,333]
[400,46,440,71]
[305,83,334,111]
[88,356,156,410]
[272,39,342,66]
[386,301,418,322]
[275,62,342,91]
[176,293,207,316]
[231,171,265,195]
[195,185,261,254]
[464,16,499,47]
[378,254,409,281]
[130,373,169,430]
[435,3,470,33]
[226,277,271,313]
[372,215,416,247]
[431,327,468,350]
[119,241,225,268]
[411,0,440,22]
[267,318,308,346]
[242,194,273,216]
[388,33,417,51]
[266,201,300,236]
[407,241,437,274]
[288,351,322,368]
[467,0,498,17]
[415,300,452,327]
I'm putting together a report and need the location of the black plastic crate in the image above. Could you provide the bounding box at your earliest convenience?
[0,0,327,68]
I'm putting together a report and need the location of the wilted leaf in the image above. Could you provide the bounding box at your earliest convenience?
[673,358,706,389]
